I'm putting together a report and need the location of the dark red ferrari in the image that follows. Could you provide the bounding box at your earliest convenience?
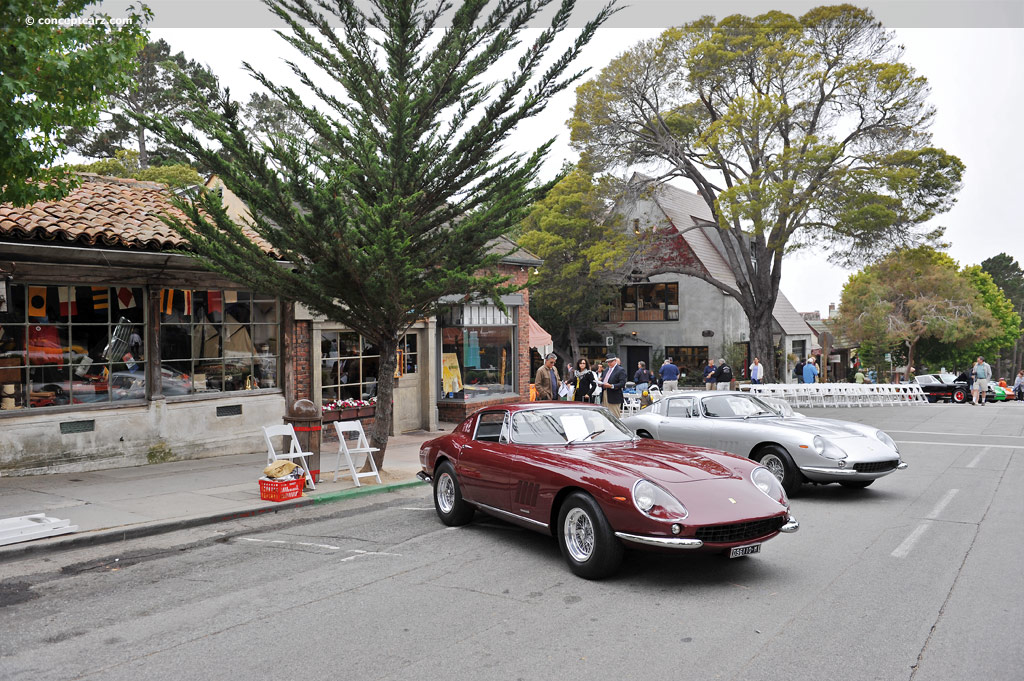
[417,403,799,579]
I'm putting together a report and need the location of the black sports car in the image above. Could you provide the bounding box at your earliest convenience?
[913,373,972,403]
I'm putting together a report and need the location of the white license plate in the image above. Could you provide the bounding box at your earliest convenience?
[729,543,761,558]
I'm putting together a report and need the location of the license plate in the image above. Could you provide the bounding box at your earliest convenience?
[729,543,761,558]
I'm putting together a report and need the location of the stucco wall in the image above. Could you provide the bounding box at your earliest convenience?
[0,393,286,476]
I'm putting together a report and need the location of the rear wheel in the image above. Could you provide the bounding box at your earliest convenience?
[433,461,474,526]
[557,492,623,580]
[840,480,874,489]
[754,446,802,497]
[952,388,967,404]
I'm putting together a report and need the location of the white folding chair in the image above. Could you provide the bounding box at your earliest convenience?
[622,394,641,415]
[332,420,382,486]
[263,424,315,489]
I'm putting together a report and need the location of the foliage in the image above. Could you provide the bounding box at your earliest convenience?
[518,168,630,360]
[63,38,220,168]
[241,92,304,142]
[144,0,616,463]
[832,247,1000,378]
[568,4,963,382]
[0,0,149,206]
[69,149,203,187]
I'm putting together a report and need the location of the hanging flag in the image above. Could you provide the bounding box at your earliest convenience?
[28,286,47,318]
[224,290,238,304]
[58,287,78,317]
[117,287,137,310]
[161,289,175,315]
[92,287,109,310]
[183,289,193,316]
[207,290,223,314]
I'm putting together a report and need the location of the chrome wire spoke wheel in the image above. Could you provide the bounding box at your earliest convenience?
[760,453,786,483]
[563,507,595,562]
[437,473,455,514]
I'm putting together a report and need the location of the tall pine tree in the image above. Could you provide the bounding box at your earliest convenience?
[146,0,617,465]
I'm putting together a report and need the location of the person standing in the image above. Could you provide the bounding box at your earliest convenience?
[749,357,763,384]
[1013,370,1024,401]
[533,352,560,401]
[802,356,819,384]
[633,361,654,393]
[793,358,805,383]
[660,357,680,392]
[702,358,716,390]
[573,358,597,402]
[970,356,992,405]
[599,353,627,417]
[714,358,733,390]
[854,368,865,384]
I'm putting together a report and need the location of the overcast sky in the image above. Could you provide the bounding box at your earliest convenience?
[108,1,1023,316]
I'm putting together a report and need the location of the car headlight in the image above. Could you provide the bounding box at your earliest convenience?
[631,479,688,521]
[876,429,898,452]
[751,466,788,506]
[813,435,847,460]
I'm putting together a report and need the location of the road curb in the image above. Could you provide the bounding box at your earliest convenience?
[0,479,427,563]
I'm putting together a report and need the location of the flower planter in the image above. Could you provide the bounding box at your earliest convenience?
[357,407,376,418]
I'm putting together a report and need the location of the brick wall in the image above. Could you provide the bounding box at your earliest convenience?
[289,319,312,402]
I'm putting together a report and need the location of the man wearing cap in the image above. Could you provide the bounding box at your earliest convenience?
[599,353,627,417]
[534,352,560,401]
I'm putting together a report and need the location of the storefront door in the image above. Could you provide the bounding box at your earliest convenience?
[394,331,423,432]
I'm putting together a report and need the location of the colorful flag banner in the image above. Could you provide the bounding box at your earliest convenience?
[117,287,137,310]
[224,290,238,304]
[183,290,193,316]
[58,287,77,317]
[92,287,109,310]
[161,289,174,315]
[208,290,223,314]
[28,286,47,317]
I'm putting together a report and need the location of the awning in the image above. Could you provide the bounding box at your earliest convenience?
[527,315,553,356]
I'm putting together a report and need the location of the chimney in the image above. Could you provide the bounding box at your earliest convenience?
[828,303,836,318]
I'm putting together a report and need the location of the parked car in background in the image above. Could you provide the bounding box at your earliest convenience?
[418,403,799,579]
[622,391,907,495]
[913,373,970,403]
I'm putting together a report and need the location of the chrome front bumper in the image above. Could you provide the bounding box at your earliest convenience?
[416,471,432,483]
[614,532,703,549]
[780,515,800,533]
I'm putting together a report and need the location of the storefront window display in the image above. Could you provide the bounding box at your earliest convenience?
[440,321,516,400]
[320,330,380,403]
[159,289,280,395]
[0,283,145,409]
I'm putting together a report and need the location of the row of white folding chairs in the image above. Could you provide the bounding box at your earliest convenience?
[746,383,928,407]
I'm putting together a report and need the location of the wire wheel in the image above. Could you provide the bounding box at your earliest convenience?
[437,472,456,514]
[759,453,786,482]
[563,507,596,563]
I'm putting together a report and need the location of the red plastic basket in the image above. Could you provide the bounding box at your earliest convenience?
[259,477,304,502]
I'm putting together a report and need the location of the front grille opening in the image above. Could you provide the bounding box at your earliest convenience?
[854,460,899,473]
[695,516,786,544]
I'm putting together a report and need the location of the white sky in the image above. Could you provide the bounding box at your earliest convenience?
[137,9,1023,318]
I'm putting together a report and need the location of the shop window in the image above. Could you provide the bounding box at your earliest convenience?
[398,333,418,376]
[159,289,279,395]
[440,324,516,400]
[0,284,145,409]
[320,330,380,402]
[610,283,679,321]
[665,346,708,384]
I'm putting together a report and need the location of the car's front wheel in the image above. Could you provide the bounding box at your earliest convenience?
[755,446,802,496]
[433,461,474,526]
[952,388,968,404]
[636,430,654,439]
[557,492,623,580]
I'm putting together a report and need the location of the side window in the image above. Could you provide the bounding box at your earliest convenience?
[474,411,508,442]
[666,398,694,418]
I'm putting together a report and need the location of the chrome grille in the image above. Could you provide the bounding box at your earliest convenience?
[853,460,899,473]
[695,516,786,544]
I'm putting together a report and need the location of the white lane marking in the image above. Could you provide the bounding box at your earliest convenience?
[966,448,989,468]
[894,440,1023,450]
[926,489,959,519]
[399,507,435,511]
[240,537,342,550]
[888,429,1017,439]
[339,549,402,562]
[892,522,930,558]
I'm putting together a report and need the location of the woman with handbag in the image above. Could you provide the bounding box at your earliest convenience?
[573,358,597,402]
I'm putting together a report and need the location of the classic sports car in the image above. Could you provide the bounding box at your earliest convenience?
[418,403,798,579]
[621,391,907,495]
[913,373,1005,403]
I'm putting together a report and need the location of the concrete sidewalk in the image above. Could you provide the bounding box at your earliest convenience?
[0,427,446,561]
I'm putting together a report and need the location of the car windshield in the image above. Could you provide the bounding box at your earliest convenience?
[758,396,796,417]
[701,394,778,418]
[938,373,959,383]
[510,407,635,445]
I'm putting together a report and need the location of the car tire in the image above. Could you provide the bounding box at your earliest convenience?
[952,388,967,404]
[839,480,874,489]
[432,461,474,526]
[754,446,802,497]
[557,492,623,580]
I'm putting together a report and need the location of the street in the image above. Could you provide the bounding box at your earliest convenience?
[1,405,1022,681]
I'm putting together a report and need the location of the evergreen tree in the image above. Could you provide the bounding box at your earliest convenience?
[64,39,220,168]
[145,0,616,465]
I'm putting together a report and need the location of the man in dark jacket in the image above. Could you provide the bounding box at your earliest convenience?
[714,358,733,390]
[598,353,627,417]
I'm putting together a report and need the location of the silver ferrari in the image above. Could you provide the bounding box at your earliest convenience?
[621,391,907,494]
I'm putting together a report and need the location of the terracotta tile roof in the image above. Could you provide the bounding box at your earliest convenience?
[0,173,274,254]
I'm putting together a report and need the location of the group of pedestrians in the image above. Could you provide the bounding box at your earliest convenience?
[792,356,820,384]
[965,356,1024,405]
[534,352,629,416]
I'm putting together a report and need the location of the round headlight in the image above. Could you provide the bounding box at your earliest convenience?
[751,466,788,506]
[812,435,825,455]
[876,430,898,452]
[631,479,688,520]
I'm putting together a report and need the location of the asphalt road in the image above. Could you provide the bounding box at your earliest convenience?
[1,404,1022,681]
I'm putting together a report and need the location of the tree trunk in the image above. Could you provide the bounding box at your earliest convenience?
[137,123,148,169]
[567,323,581,364]
[367,335,399,470]
[748,308,777,383]
[904,338,918,381]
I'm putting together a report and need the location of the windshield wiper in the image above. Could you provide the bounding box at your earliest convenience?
[566,429,605,446]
